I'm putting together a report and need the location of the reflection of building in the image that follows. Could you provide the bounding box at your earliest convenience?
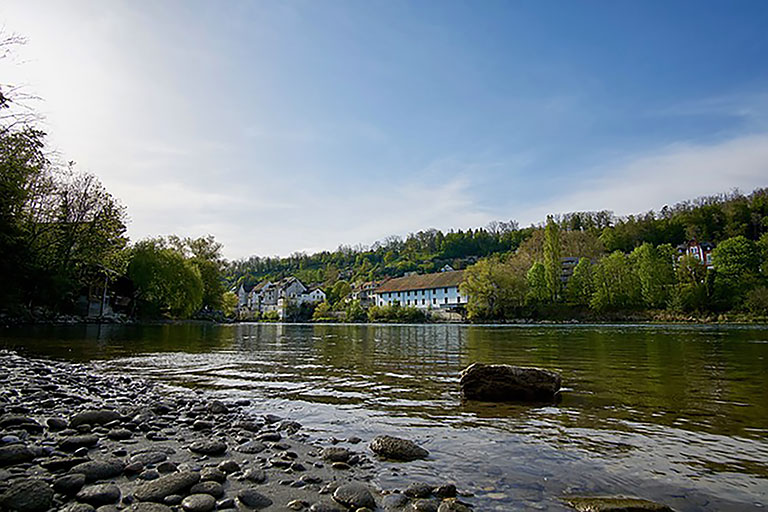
[677,240,715,269]
[236,277,326,318]
[372,270,466,309]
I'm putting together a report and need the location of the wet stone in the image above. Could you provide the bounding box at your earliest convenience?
[243,467,266,483]
[134,471,200,502]
[181,493,216,512]
[237,488,274,509]
[405,483,434,499]
[76,483,121,507]
[189,439,227,456]
[54,473,86,496]
[126,504,174,512]
[412,498,439,512]
[130,451,168,466]
[437,499,472,512]
[321,447,350,463]
[332,482,376,510]
[61,504,97,512]
[564,496,674,512]
[107,428,132,440]
[309,502,345,512]
[217,459,240,473]
[70,410,122,428]
[69,459,125,482]
[200,467,226,483]
[433,485,457,499]
[0,479,54,512]
[60,435,99,452]
[236,441,266,454]
[190,480,224,498]
[0,445,35,467]
[369,435,429,461]
[382,493,410,509]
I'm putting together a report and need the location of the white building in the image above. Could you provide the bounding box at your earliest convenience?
[372,270,466,309]
[237,277,325,317]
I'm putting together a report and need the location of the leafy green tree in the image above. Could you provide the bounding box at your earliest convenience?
[221,291,238,318]
[128,239,203,318]
[313,301,333,321]
[631,243,676,308]
[461,256,527,320]
[711,235,761,308]
[526,261,548,305]
[566,257,593,306]
[344,299,367,322]
[590,251,641,312]
[543,216,562,301]
[328,280,351,305]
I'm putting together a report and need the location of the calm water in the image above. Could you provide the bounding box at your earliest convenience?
[2,323,768,511]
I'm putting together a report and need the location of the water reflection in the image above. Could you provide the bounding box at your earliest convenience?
[2,323,767,510]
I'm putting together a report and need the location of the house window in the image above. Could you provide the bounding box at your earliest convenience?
[421,299,425,305]
[444,288,448,293]
[444,297,448,304]
[433,298,437,304]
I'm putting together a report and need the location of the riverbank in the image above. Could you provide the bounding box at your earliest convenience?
[0,350,471,511]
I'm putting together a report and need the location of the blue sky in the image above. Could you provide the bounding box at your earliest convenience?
[2,1,768,258]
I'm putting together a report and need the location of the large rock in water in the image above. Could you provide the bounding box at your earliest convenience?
[460,363,561,402]
[369,435,429,461]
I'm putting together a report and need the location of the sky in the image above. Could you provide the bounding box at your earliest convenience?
[2,1,768,259]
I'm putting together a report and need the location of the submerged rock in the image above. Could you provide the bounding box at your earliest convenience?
[564,496,674,512]
[459,363,561,402]
[369,435,429,461]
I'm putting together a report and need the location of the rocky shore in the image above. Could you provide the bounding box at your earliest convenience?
[0,351,471,512]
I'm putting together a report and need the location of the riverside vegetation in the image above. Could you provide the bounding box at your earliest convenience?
[2,34,768,324]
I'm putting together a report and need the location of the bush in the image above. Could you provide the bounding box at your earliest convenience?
[367,303,426,323]
[262,310,280,322]
[745,286,768,315]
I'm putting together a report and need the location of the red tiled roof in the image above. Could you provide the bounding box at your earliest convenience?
[374,270,464,293]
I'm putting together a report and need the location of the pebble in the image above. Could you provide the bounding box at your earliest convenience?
[189,439,227,456]
[369,435,429,461]
[237,488,273,509]
[0,478,54,512]
[181,493,216,512]
[76,483,121,507]
[190,480,224,498]
[332,482,376,509]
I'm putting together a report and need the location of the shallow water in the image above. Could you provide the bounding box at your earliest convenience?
[2,323,768,510]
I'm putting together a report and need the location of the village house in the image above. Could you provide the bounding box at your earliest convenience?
[348,280,387,307]
[677,240,715,269]
[236,276,326,318]
[372,269,466,310]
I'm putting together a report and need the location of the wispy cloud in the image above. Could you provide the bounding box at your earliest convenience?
[521,132,768,223]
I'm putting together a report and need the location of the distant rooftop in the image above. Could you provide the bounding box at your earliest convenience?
[375,270,464,293]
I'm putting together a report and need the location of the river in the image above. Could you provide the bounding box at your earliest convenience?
[2,323,767,511]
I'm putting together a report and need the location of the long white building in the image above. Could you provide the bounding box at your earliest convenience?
[372,270,466,309]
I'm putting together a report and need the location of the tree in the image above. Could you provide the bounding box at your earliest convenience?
[128,239,204,318]
[526,262,548,305]
[328,280,351,305]
[590,252,641,312]
[631,243,676,308]
[566,257,593,306]
[461,256,528,320]
[543,216,562,301]
[313,301,333,321]
[344,299,367,322]
[711,235,761,308]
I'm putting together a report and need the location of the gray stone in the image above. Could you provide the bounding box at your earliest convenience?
[181,493,216,512]
[433,485,457,499]
[70,410,122,428]
[412,499,439,512]
[107,428,132,440]
[236,440,266,454]
[200,467,226,483]
[0,479,54,512]
[321,447,350,462]
[217,459,240,473]
[0,445,35,467]
[405,483,433,498]
[237,488,274,509]
[76,483,121,506]
[369,435,429,461]
[309,502,345,512]
[564,496,674,512]
[134,471,200,502]
[382,493,410,509]
[70,459,125,482]
[130,451,168,466]
[61,504,97,512]
[437,499,472,512]
[60,434,99,451]
[126,504,174,512]
[332,482,376,509]
[459,363,561,402]
[190,480,224,498]
[54,473,87,496]
[243,467,266,483]
[189,439,227,456]
[47,417,69,430]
